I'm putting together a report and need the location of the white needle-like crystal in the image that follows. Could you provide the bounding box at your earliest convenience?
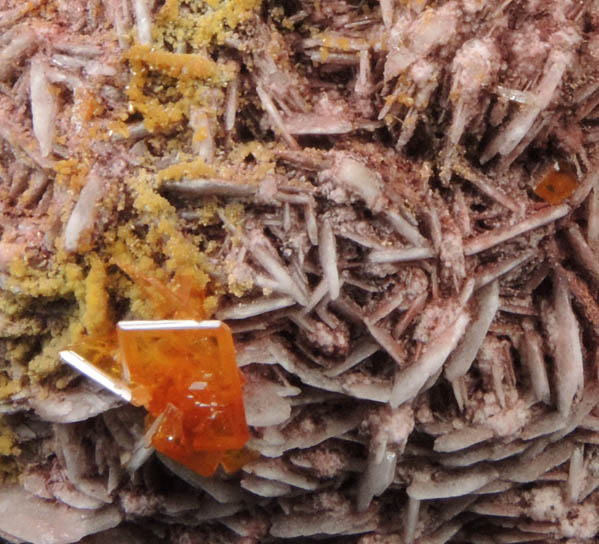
[59,349,132,403]
[117,319,222,331]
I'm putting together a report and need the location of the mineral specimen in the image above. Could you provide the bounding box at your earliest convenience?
[1,0,599,543]
[118,320,249,475]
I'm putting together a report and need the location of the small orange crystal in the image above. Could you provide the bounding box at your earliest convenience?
[534,161,578,205]
[117,320,249,476]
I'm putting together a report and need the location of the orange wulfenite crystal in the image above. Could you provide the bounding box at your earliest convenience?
[118,320,249,476]
[70,266,251,477]
[534,162,578,205]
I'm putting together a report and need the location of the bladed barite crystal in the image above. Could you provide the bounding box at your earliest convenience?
[61,320,249,476]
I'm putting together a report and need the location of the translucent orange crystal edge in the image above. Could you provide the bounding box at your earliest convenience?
[117,321,251,477]
[71,320,251,477]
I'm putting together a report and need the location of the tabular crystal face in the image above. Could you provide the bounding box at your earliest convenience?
[117,320,249,473]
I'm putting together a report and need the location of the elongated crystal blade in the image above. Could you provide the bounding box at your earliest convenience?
[59,349,132,402]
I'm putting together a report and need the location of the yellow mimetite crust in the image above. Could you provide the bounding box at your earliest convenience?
[126,45,228,82]
[0,420,18,457]
[0,417,18,484]
[126,0,259,133]
[157,158,217,182]
[155,0,262,48]
[125,45,234,132]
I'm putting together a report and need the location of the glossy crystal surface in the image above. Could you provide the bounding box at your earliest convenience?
[534,163,578,205]
[117,320,249,475]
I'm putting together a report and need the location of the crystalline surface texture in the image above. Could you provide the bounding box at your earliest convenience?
[118,320,248,475]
